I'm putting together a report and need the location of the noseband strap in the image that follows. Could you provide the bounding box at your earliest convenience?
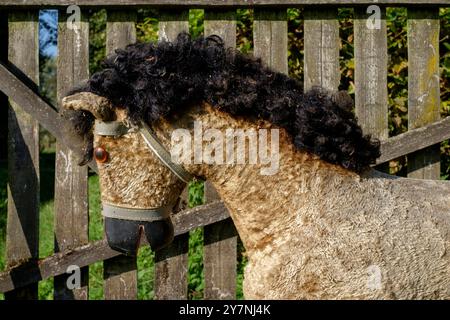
[102,203,171,222]
[94,120,196,184]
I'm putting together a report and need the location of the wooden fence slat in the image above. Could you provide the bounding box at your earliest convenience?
[202,10,238,300]
[5,10,40,300]
[158,9,189,42]
[203,183,236,300]
[153,233,189,299]
[407,9,440,179]
[303,8,340,92]
[53,9,90,300]
[0,12,7,161]
[204,10,236,49]
[154,12,189,299]
[103,10,138,300]
[254,9,288,75]
[354,7,388,140]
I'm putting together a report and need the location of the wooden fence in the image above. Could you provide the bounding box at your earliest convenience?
[0,0,450,299]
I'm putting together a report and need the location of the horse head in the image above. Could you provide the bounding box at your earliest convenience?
[62,91,187,255]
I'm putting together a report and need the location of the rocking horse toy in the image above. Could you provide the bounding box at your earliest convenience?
[62,33,450,299]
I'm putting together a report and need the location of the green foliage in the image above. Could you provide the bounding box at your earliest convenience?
[236,9,253,54]
[88,9,107,75]
[136,9,159,43]
[236,237,247,300]
[188,228,205,299]
[386,8,409,138]
[88,174,104,242]
[39,56,57,153]
[189,9,204,39]
[188,180,204,208]
[439,8,450,180]
[137,246,154,300]
[288,8,304,82]
[39,55,57,105]
[187,179,205,299]
[37,200,55,299]
[86,173,105,300]
[338,8,355,95]
[88,261,104,300]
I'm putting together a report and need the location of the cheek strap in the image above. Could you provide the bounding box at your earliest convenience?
[139,120,196,184]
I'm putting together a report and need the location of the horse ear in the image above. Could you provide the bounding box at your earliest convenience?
[62,92,115,121]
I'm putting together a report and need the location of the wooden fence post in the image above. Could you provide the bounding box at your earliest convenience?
[6,10,40,300]
[154,10,190,300]
[54,8,90,300]
[254,9,288,74]
[103,10,138,300]
[0,12,7,161]
[407,9,440,180]
[303,8,340,92]
[203,10,238,300]
[354,7,389,142]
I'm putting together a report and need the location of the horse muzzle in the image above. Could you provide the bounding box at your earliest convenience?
[103,203,174,256]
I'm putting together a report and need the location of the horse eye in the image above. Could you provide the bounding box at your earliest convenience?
[94,147,108,163]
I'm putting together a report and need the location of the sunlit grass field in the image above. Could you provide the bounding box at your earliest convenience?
[0,152,246,300]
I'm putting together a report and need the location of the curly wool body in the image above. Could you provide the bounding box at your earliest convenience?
[67,32,380,172]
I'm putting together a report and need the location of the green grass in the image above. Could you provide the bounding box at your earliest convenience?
[188,228,205,299]
[0,161,7,274]
[0,160,6,300]
[0,152,246,300]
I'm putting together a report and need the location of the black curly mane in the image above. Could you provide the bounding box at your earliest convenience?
[68,32,380,172]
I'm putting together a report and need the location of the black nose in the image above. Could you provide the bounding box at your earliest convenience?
[105,217,174,256]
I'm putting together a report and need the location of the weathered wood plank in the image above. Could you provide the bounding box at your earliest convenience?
[303,8,340,92]
[204,9,236,49]
[377,116,450,164]
[158,10,189,42]
[153,233,189,299]
[0,200,230,294]
[0,0,448,8]
[254,9,288,74]
[203,216,236,299]
[407,9,440,179]
[5,10,40,300]
[354,7,389,172]
[354,7,388,140]
[0,61,98,172]
[203,10,238,301]
[0,12,7,161]
[53,9,90,300]
[103,10,138,300]
[106,10,137,52]
[154,11,189,300]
